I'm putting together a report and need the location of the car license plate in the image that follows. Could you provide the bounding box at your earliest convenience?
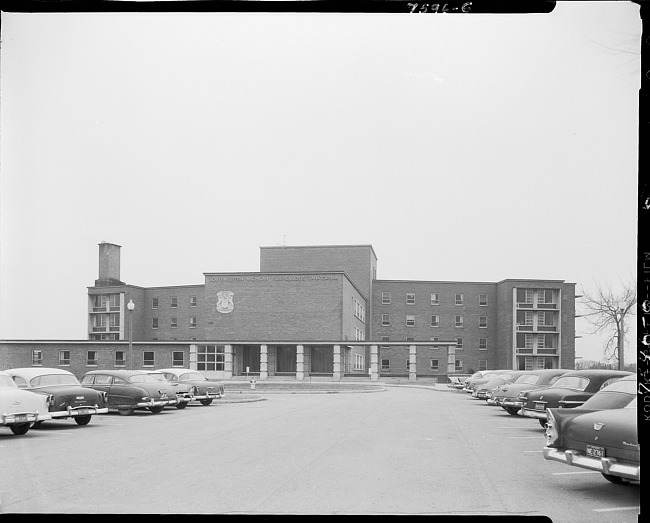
[14,414,28,422]
[76,409,89,415]
[534,402,546,411]
[586,445,605,458]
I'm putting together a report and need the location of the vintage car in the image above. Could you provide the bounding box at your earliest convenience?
[488,369,571,413]
[146,370,193,409]
[543,376,639,484]
[447,374,473,390]
[462,370,510,393]
[519,369,632,427]
[80,370,179,415]
[473,370,530,400]
[157,368,225,405]
[0,370,52,435]
[6,367,108,426]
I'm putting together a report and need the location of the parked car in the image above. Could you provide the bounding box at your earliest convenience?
[544,377,639,484]
[6,367,108,426]
[472,370,530,400]
[519,369,632,427]
[157,369,225,405]
[80,370,178,415]
[0,370,52,435]
[488,369,571,413]
[146,371,193,409]
[462,370,510,393]
[447,374,473,390]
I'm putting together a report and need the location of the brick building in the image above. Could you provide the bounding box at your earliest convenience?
[0,242,576,381]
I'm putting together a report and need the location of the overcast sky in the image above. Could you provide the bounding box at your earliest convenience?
[0,2,640,364]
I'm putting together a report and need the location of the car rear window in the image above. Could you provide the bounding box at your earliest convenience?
[30,374,79,387]
[551,376,590,391]
[128,374,158,384]
[180,372,205,381]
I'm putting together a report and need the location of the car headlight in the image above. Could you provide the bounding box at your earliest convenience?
[545,410,560,447]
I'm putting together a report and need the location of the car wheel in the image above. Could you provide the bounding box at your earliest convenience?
[539,419,547,428]
[200,399,213,406]
[75,415,92,426]
[10,423,30,435]
[176,402,188,409]
[117,408,134,416]
[148,406,164,414]
[602,473,626,484]
[505,408,519,416]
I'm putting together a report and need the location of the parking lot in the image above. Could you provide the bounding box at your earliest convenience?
[0,385,640,519]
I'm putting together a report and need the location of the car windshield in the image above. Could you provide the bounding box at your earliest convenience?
[30,374,80,387]
[515,375,540,385]
[180,372,206,381]
[127,374,158,384]
[0,375,18,388]
[551,376,590,391]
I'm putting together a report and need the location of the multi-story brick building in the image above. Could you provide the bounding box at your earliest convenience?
[0,242,576,381]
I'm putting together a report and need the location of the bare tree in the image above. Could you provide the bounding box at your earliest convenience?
[578,278,636,370]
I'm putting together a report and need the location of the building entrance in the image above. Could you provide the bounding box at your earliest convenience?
[241,345,260,374]
[310,347,333,374]
[276,346,297,373]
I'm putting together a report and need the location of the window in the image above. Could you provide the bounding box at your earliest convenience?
[430,337,439,349]
[479,338,487,350]
[109,294,120,310]
[525,333,533,349]
[382,292,390,304]
[152,298,159,309]
[406,359,411,371]
[455,359,463,372]
[87,350,98,366]
[537,334,550,348]
[380,336,390,349]
[478,359,488,371]
[189,316,197,328]
[406,337,414,343]
[430,359,439,371]
[455,294,464,305]
[455,315,464,328]
[381,359,390,372]
[152,318,159,329]
[381,314,390,326]
[171,297,178,308]
[479,316,487,328]
[456,337,463,349]
[59,350,70,366]
[143,351,155,367]
[479,294,488,306]
[109,313,120,329]
[93,295,106,309]
[190,296,197,307]
[354,327,365,340]
[430,315,439,327]
[538,311,553,326]
[406,315,415,327]
[538,289,553,304]
[430,293,439,305]
[354,354,365,370]
[197,345,225,371]
[115,351,125,367]
[172,351,185,367]
[406,293,415,305]
[171,317,178,329]
[32,350,43,366]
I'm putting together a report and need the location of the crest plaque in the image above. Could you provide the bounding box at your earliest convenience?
[216,291,234,314]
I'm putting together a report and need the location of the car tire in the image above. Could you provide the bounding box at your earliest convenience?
[176,402,188,409]
[117,408,134,416]
[601,473,626,484]
[200,399,213,406]
[75,415,92,426]
[539,419,547,428]
[148,406,164,414]
[10,423,30,435]
[505,408,519,416]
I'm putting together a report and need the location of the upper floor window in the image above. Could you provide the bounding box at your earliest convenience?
[479,316,487,328]
[59,350,70,366]
[406,315,415,327]
[380,336,390,349]
[93,295,105,309]
[152,298,159,309]
[430,337,439,349]
[517,289,534,304]
[152,318,159,329]
[456,337,463,349]
[538,289,554,304]
[171,317,178,329]
[190,296,197,307]
[406,293,415,305]
[479,338,487,350]
[189,316,197,328]
[109,294,120,310]
[381,313,391,326]
[430,293,439,306]
[32,350,43,366]
[455,315,464,328]
[430,315,439,328]
[479,294,488,306]
[382,292,390,304]
[171,297,178,308]
[455,294,464,306]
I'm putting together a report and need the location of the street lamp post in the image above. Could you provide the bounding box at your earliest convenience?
[127,299,135,370]
[616,307,625,371]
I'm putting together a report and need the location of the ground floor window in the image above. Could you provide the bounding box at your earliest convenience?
[354,353,365,370]
[455,359,463,372]
[115,350,125,367]
[430,359,439,371]
[143,351,155,367]
[478,359,488,371]
[381,359,390,372]
[87,350,97,366]
[32,350,43,366]
[59,350,70,366]
[197,345,225,371]
[172,351,184,367]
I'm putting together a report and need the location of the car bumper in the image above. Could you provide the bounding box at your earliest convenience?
[50,406,109,418]
[502,399,524,409]
[520,407,547,420]
[1,411,52,425]
[193,392,224,401]
[486,397,503,405]
[134,399,176,408]
[543,447,640,482]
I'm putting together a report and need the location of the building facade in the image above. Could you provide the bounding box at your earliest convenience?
[0,242,576,381]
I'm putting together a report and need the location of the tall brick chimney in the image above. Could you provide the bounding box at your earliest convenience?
[95,241,124,287]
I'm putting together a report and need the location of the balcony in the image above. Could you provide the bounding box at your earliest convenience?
[92,326,107,332]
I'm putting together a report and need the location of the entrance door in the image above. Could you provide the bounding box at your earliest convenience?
[310,347,333,374]
[242,346,261,374]
[276,346,296,373]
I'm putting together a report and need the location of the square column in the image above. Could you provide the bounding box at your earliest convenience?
[260,344,268,380]
[189,344,198,371]
[370,345,379,381]
[409,345,417,381]
[296,344,304,381]
[447,345,456,376]
[224,344,233,379]
[333,345,341,381]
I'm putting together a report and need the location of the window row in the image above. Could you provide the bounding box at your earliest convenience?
[152,317,197,329]
[92,294,121,310]
[382,314,488,328]
[353,298,366,323]
[353,326,366,341]
[516,310,556,326]
[379,336,488,350]
[516,289,556,305]
[381,292,488,306]
[151,296,198,309]
[379,358,486,373]
[31,349,186,367]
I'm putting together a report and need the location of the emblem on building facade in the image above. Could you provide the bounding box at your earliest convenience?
[216,291,234,314]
